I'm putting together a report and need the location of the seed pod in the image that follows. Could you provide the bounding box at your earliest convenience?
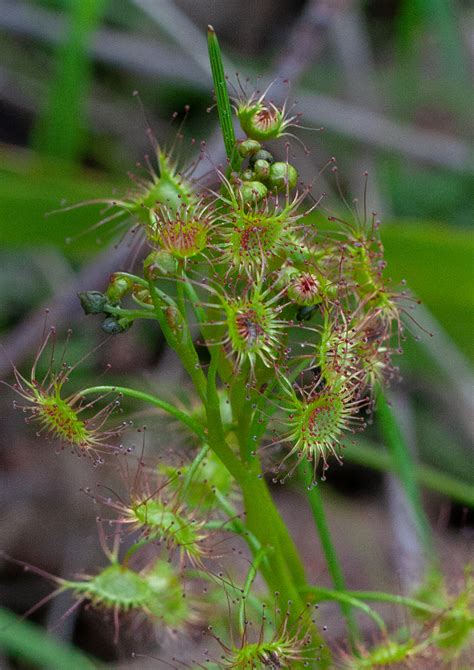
[240,180,268,205]
[240,168,254,181]
[249,149,274,165]
[287,272,321,306]
[253,159,270,180]
[105,273,134,304]
[238,139,261,157]
[268,162,298,191]
[143,249,177,280]
[238,103,286,141]
[78,291,109,315]
[132,286,153,306]
[101,316,132,335]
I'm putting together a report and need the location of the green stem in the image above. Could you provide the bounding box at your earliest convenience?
[239,548,268,634]
[212,490,263,556]
[376,389,434,554]
[204,347,249,482]
[299,464,361,649]
[80,385,206,443]
[345,590,440,616]
[148,279,208,402]
[303,587,387,632]
[182,444,210,495]
[239,475,334,669]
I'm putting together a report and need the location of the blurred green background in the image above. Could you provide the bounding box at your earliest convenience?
[0,1,472,668]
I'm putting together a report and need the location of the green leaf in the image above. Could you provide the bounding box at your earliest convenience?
[0,152,124,256]
[0,606,99,669]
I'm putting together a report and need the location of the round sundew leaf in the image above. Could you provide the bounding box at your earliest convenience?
[144,562,190,626]
[132,501,198,548]
[84,564,152,609]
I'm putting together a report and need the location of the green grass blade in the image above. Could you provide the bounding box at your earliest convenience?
[0,606,99,669]
[343,440,474,508]
[207,26,239,171]
[299,464,361,649]
[376,389,434,555]
[32,0,106,164]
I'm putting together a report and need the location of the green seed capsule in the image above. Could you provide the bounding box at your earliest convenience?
[78,291,108,315]
[249,149,274,165]
[105,274,134,304]
[240,180,268,205]
[253,159,270,180]
[238,139,261,158]
[143,250,177,280]
[238,104,284,141]
[268,162,298,191]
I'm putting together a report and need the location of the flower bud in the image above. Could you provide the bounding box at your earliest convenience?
[240,180,268,205]
[253,159,270,180]
[101,316,132,335]
[105,273,134,304]
[238,139,261,157]
[78,291,108,315]
[268,162,298,191]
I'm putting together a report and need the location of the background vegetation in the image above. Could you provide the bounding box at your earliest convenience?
[0,0,472,667]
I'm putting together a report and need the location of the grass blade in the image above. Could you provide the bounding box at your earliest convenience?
[207,25,240,171]
[376,389,434,555]
[0,606,99,669]
[32,0,106,164]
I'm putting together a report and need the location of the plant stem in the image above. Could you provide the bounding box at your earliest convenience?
[345,590,440,616]
[299,464,361,649]
[204,347,249,482]
[240,475,332,668]
[303,587,387,632]
[148,279,208,402]
[80,385,207,442]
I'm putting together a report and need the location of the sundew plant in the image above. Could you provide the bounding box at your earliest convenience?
[5,27,473,670]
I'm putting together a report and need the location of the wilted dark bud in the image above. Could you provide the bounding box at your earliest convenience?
[78,291,109,315]
[101,316,132,335]
[268,162,298,191]
[238,139,261,158]
[144,250,177,280]
[296,305,318,322]
[105,273,134,304]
